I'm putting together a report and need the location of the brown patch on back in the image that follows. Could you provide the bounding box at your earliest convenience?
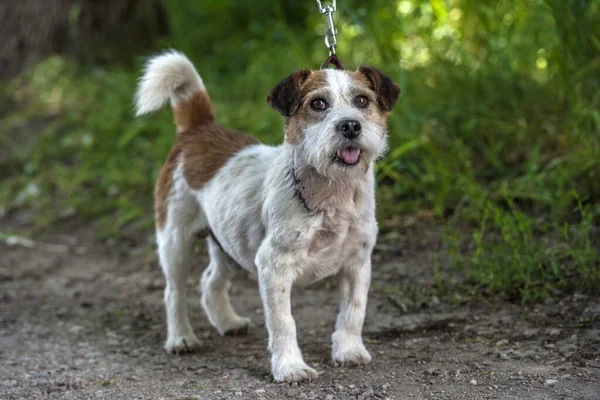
[154,144,182,230]
[180,122,260,190]
[173,91,215,133]
[285,71,328,144]
[154,120,259,230]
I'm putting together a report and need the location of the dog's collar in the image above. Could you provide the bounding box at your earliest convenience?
[291,166,311,212]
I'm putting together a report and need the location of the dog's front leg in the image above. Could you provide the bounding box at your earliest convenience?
[256,246,318,383]
[332,256,372,365]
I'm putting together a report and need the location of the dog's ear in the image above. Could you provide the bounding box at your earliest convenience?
[266,69,312,117]
[358,66,401,112]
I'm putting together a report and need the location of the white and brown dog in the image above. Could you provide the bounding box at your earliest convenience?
[135,51,400,382]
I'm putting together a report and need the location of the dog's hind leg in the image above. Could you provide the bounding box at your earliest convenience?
[157,174,203,354]
[158,224,202,353]
[201,236,252,336]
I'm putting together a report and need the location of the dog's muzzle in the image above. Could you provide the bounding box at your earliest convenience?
[337,119,361,140]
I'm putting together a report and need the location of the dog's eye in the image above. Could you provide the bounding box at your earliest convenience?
[310,98,328,111]
[354,96,370,108]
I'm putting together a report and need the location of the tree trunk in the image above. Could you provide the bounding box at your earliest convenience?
[0,0,169,79]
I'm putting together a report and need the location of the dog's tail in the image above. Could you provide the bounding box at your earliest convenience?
[135,50,214,132]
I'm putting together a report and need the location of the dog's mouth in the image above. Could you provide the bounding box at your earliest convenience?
[334,146,361,166]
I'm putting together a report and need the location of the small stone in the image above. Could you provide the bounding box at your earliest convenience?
[511,350,523,359]
[235,391,243,397]
[517,371,523,376]
[568,333,578,342]
[56,306,69,317]
[523,329,538,339]
[549,329,561,337]
[545,379,558,386]
[470,379,477,386]
[335,384,344,391]
[500,353,509,360]
[254,388,266,394]
[325,395,333,400]
[349,384,356,389]
[495,339,509,347]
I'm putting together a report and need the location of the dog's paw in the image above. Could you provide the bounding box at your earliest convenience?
[218,316,254,336]
[164,333,201,354]
[332,340,372,366]
[272,361,318,383]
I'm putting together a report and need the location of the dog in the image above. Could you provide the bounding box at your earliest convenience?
[134,50,400,382]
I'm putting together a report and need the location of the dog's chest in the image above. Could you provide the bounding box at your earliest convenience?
[292,212,373,286]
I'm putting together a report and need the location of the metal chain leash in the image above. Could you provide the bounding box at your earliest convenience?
[317,0,344,70]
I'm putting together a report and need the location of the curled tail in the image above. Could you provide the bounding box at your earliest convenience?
[135,50,214,131]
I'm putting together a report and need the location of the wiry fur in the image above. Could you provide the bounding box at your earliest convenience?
[135,50,400,383]
[135,50,205,116]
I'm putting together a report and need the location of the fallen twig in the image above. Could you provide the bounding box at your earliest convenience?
[1,233,87,255]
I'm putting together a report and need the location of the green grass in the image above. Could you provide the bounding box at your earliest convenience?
[444,195,599,303]
[1,0,598,302]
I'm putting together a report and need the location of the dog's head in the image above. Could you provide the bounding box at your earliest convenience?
[267,67,400,179]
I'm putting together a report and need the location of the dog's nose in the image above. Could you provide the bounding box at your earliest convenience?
[338,120,361,139]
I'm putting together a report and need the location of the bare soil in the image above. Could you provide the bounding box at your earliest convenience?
[1,221,599,400]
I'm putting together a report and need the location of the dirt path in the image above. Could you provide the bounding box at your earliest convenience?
[1,223,599,400]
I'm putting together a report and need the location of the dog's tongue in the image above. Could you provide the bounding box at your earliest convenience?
[339,147,360,164]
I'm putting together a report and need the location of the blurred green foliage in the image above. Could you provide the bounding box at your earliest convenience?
[1,0,599,301]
